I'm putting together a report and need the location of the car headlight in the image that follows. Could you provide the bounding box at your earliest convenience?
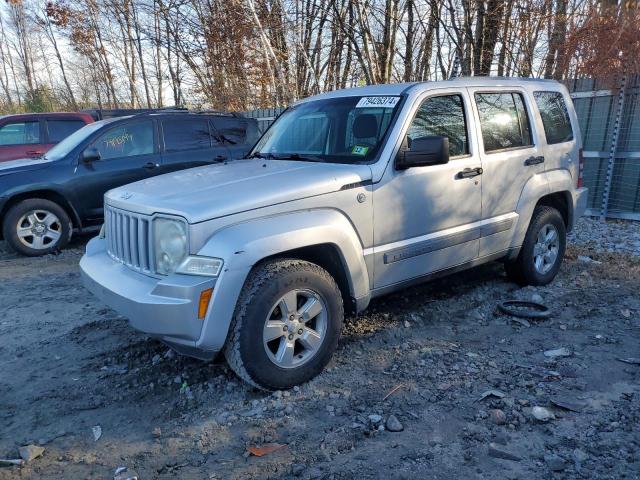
[176,256,224,277]
[154,218,188,275]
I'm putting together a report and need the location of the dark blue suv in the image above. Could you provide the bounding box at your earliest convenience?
[0,111,258,256]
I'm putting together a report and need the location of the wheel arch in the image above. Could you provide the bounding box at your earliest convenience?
[536,190,572,230]
[259,243,355,314]
[511,170,575,252]
[0,190,81,238]
[194,209,371,353]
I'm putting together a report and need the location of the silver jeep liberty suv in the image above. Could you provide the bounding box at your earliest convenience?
[81,78,588,390]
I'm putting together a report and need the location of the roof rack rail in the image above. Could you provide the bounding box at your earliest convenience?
[129,108,191,119]
[195,109,242,118]
[81,107,188,121]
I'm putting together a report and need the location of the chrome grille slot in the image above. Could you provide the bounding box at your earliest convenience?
[105,205,153,274]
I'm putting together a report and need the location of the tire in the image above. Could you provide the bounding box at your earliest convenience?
[504,205,566,286]
[2,199,72,256]
[224,259,344,390]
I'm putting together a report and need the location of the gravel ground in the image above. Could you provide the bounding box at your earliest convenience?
[0,217,639,479]
[569,216,640,256]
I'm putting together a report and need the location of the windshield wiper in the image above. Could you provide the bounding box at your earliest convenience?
[245,152,325,162]
[245,152,271,159]
[268,153,326,162]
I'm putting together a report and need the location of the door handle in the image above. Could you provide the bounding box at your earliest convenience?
[143,162,160,170]
[456,167,483,179]
[213,155,228,162]
[26,150,43,156]
[524,155,545,166]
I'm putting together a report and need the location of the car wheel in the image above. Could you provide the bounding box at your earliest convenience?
[224,259,344,390]
[505,205,566,286]
[2,199,72,256]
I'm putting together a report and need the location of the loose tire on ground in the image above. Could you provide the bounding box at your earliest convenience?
[505,205,566,286]
[224,259,344,390]
[2,198,72,256]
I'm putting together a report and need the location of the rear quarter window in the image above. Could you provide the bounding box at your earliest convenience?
[47,120,87,143]
[211,117,247,144]
[533,91,574,144]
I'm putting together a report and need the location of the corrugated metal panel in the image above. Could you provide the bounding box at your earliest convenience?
[570,76,640,219]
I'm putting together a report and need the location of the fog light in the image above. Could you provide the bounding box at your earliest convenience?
[198,288,213,320]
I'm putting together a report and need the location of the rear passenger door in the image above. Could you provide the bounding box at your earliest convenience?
[160,117,230,173]
[532,91,578,178]
[467,88,545,256]
[0,119,43,161]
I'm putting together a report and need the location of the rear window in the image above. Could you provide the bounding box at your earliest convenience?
[211,117,246,144]
[534,91,574,144]
[0,121,40,145]
[47,120,86,143]
[475,92,533,152]
[163,119,213,152]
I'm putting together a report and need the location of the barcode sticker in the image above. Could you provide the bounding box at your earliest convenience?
[355,96,401,108]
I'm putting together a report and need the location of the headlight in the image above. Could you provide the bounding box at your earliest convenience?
[176,256,224,277]
[153,218,188,275]
[99,223,106,239]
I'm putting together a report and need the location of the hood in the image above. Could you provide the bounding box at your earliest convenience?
[0,157,53,176]
[106,159,372,223]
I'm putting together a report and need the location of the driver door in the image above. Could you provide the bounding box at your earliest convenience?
[372,89,483,289]
[71,120,160,224]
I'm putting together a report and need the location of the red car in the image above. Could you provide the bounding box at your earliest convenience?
[0,112,94,162]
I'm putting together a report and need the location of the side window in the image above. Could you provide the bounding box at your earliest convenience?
[163,119,212,152]
[47,120,86,143]
[407,94,469,157]
[95,122,154,160]
[211,117,245,144]
[0,121,40,145]
[533,91,574,144]
[475,92,533,152]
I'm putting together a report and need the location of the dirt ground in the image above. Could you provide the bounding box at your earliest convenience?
[1,222,639,480]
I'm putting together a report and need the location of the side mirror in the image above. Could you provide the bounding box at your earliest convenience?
[396,136,449,170]
[81,147,101,163]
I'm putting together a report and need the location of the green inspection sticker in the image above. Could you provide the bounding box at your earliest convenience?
[352,145,369,156]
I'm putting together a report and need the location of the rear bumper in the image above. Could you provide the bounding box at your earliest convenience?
[80,237,217,356]
[572,187,588,228]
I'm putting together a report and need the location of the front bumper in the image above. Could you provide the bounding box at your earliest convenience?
[80,237,217,356]
[572,187,588,227]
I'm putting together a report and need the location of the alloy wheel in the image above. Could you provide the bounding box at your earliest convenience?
[262,288,328,369]
[16,209,62,250]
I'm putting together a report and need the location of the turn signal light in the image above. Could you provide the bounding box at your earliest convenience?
[198,288,213,319]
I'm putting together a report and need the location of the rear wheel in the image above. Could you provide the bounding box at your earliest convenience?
[224,259,343,390]
[505,205,566,286]
[2,199,72,256]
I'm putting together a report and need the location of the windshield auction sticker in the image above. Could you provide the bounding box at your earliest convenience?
[355,96,400,108]
[352,145,369,155]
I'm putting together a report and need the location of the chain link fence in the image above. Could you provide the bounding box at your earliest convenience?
[243,77,640,220]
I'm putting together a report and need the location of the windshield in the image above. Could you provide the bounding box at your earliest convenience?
[250,95,402,164]
[44,120,109,161]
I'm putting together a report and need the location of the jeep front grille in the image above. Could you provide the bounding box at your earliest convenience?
[105,205,153,273]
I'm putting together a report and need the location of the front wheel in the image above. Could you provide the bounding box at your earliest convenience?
[2,199,72,256]
[224,259,343,390]
[505,205,566,286]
